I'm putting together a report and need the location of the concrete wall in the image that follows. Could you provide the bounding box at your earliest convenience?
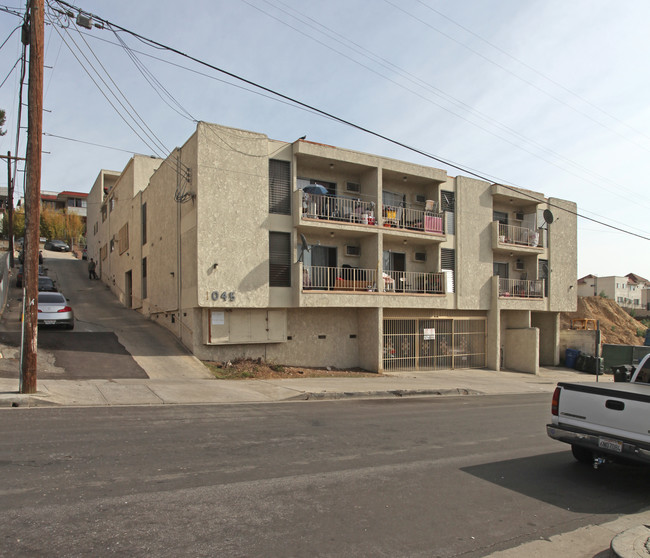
[532,311,560,366]
[559,329,600,361]
[504,327,539,374]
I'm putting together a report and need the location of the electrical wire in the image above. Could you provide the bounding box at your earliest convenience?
[47,0,650,240]
[248,0,649,209]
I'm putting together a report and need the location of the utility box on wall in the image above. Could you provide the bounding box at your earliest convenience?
[207,309,287,344]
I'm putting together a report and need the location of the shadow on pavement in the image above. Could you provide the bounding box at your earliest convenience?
[0,331,148,380]
[462,451,650,515]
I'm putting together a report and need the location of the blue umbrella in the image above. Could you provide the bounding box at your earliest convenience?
[303,184,328,195]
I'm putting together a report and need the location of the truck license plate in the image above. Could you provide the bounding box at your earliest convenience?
[598,437,622,453]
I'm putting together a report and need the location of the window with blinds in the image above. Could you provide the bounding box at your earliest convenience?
[269,232,291,287]
[441,248,455,293]
[269,159,291,215]
[441,190,455,235]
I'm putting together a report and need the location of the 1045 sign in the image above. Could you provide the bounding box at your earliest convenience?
[211,291,235,302]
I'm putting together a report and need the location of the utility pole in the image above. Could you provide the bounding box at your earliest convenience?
[21,0,43,394]
[1,152,25,268]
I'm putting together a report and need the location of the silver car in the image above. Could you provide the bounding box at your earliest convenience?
[37,292,74,329]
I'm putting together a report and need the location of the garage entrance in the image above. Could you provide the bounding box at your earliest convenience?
[383,317,486,371]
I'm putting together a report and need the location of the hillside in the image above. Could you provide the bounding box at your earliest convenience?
[561,296,647,345]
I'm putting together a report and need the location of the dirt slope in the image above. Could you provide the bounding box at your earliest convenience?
[561,296,647,345]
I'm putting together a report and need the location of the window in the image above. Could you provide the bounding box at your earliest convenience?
[269,232,291,287]
[441,190,455,234]
[142,258,147,300]
[101,205,107,222]
[119,224,129,254]
[269,159,291,215]
[109,197,115,212]
[141,202,147,245]
[442,248,455,293]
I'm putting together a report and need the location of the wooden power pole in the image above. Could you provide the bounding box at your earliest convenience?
[1,152,25,268]
[21,0,44,394]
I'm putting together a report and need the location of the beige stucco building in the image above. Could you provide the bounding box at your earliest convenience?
[87,122,577,374]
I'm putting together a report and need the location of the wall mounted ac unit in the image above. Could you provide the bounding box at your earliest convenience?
[515,259,524,271]
[515,211,524,221]
[414,252,427,262]
[346,182,360,193]
[345,245,361,256]
[415,194,426,204]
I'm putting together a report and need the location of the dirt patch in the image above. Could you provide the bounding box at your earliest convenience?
[203,358,381,380]
[561,296,647,345]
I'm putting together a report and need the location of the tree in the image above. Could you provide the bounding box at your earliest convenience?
[0,108,6,136]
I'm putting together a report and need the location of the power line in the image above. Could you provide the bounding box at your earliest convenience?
[49,0,650,241]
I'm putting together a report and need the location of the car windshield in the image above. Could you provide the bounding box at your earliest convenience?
[38,293,65,304]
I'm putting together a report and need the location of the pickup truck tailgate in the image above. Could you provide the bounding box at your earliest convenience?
[558,382,650,443]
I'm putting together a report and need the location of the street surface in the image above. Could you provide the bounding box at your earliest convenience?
[2,394,648,557]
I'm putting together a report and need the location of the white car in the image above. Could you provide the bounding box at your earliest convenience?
[37,292,74,329]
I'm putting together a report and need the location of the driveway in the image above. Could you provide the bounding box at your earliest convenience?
[1,250,212,381]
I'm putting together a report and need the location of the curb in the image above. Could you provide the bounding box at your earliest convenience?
[286,387,484,401]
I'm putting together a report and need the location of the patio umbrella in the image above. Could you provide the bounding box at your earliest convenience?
[303,184,328,195]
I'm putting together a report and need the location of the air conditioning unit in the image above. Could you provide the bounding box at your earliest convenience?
[346,182,360,193]
[515,211,524,221]
[345,245,361,256]
[415,194,426,204]
[515,259,524,271]
[414,252,426,262]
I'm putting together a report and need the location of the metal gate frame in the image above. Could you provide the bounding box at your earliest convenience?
[383,317,487,371]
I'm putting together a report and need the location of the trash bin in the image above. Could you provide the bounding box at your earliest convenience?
[565,348,580,369]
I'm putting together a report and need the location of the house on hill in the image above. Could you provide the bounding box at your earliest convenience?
[577,273,649,315]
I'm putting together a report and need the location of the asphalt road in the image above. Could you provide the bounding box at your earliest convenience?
[2,395,648,557]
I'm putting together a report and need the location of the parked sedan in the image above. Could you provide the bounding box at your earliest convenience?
[16,264,47,288]
[37,292,74,329]
[44,239,70,252]
[38,276,57,292]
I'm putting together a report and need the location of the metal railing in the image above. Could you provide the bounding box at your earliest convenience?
[302,193,377,225]
[497,223,543,247]
[499,277,545,298]
[383,270,445,294]
[303,265,445,294]
[382,204,444,234]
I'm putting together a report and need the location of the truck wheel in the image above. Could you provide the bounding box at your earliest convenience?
[571,445,593,465]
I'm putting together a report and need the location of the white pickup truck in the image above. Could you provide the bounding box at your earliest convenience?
[546,353,650,468]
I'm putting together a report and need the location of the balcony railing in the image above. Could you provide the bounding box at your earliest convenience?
[499,278,545,299]
[300,192,444,234]
[303,265,445,294]
[382,204,444,234]
[302,193,377,225]
[497,223,543,248]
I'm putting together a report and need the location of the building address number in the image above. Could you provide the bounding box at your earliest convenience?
[211,291,235,302]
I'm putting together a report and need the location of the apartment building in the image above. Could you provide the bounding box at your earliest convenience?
[87,122,577,374]
[577,274,646,312]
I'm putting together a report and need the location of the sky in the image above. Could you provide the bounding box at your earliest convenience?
[1,0,649,280]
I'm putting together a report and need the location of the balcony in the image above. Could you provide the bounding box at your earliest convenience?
[493,222,544,254]
[498,277,545,299]
[300,192,445,236]
[302,193,378,225]
[303,265,446,295]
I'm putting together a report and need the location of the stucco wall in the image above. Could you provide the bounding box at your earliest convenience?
[193,307,368,370]
[532,311,560,366]
[456,176,493,310]
[504,328,539,374]
[559,329,600,360]
[547,197,577,313]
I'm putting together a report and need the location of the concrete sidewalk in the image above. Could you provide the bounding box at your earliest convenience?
[0,365,607,408]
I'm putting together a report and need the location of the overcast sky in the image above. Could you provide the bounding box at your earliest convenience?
[1,0,649,280]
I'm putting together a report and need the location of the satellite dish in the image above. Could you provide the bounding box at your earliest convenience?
[543,209,554,224]
[297,233,311,263]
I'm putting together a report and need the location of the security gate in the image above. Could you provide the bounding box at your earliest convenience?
[383,317,486,370]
